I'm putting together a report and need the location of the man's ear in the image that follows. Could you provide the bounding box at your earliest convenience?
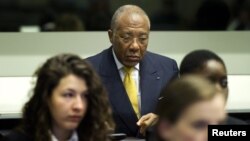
[157,120,173,141]
[108,29,113,44]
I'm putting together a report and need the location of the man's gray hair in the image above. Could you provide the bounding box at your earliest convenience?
[110,5,150,30]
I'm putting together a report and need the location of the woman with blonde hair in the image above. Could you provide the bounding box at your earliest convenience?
[156,76,226,141]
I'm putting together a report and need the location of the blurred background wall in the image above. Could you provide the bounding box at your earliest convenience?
[0,32,249,76]
[0,0,249,31]
[0,32,249,116]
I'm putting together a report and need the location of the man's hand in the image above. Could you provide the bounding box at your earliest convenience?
[136,113,158,135]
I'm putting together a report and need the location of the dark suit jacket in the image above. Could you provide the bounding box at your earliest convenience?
[87,47,178,137]
[1,130,33,141]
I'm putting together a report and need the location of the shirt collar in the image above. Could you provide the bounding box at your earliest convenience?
[51,131,78,141]
[112,48,140,71]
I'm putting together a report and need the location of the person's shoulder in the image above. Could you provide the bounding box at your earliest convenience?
[87,51,103,62]
[1,130,32,141]
[86,48,112,71]
[226,116,248,125]
[146,51,175,62]
[145,51,177,66]
[87,48,111,61]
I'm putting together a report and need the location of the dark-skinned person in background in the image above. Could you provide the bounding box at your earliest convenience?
[87,5,178,138]
[179,49,247,125]
[147,50,248,141]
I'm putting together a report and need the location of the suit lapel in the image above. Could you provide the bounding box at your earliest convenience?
[99,47,139,133]
[140,53,162,115]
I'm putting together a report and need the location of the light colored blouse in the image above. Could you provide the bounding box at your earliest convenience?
[51,131,78,141]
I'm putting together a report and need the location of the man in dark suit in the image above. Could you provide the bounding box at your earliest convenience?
[87,5,178,137]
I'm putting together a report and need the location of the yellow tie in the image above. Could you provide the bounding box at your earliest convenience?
[123,67,140,118]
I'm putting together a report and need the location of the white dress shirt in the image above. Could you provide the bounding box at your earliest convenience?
[112,49,141,111]
[51,131,78,141]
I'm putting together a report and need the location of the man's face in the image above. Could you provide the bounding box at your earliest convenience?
[109,13,150,67]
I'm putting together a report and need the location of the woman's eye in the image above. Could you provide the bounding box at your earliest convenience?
[81,93,89,100]
[63,92,74,98]
[192,121,208,130]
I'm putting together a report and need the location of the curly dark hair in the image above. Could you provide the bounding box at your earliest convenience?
[20,54,114,141]
[180,49,226,75]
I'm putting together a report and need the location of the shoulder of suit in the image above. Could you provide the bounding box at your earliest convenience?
[87,48,110,62]
[86,50,104,61]
[145,51,176,64]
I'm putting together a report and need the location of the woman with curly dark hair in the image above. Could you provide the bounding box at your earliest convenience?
[2,54,114,141]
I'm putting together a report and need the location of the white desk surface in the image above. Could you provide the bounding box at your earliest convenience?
[0,75,250,119]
